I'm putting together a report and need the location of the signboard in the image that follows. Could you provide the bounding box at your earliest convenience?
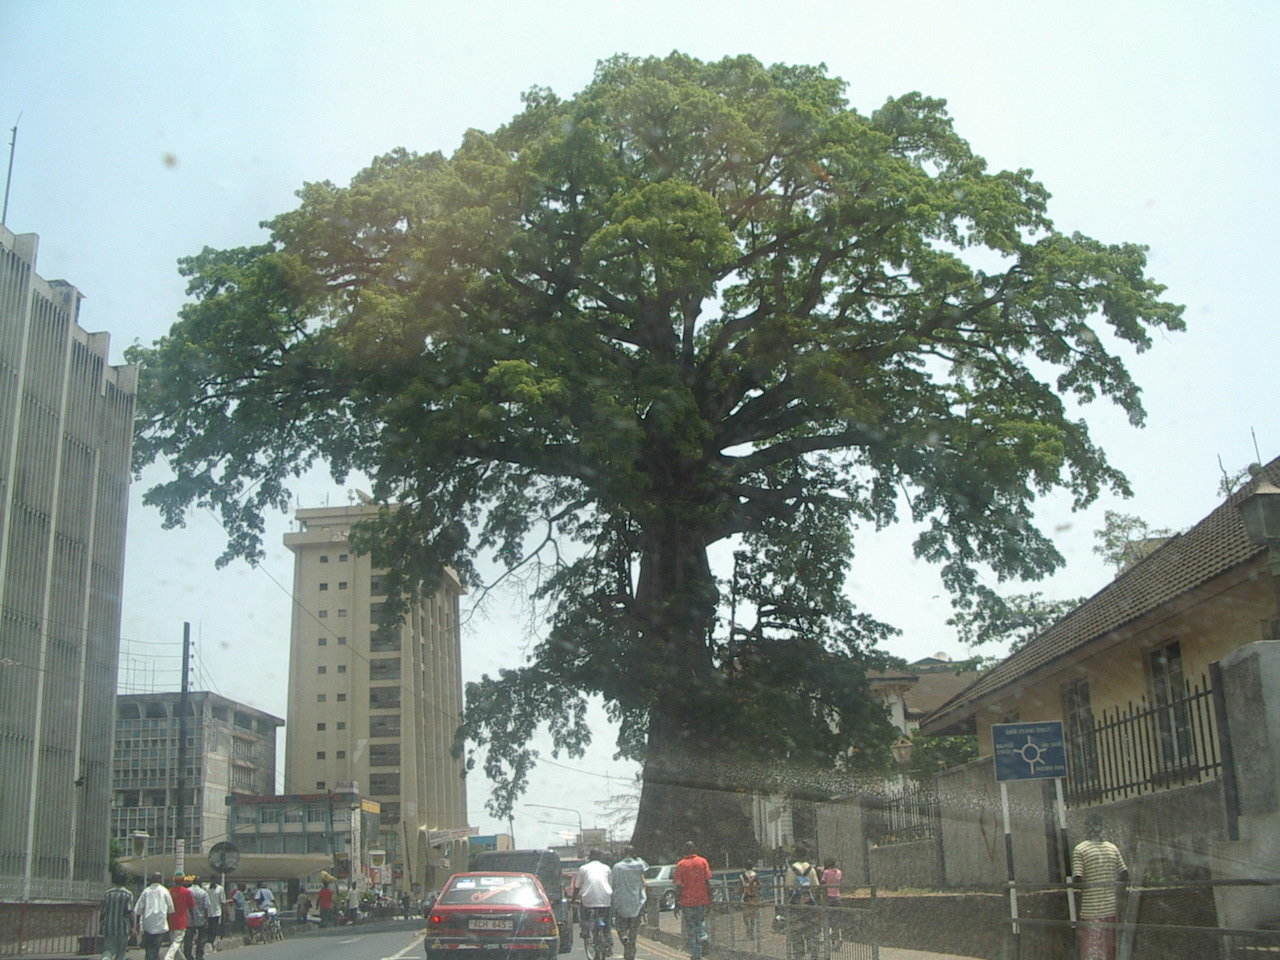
[470,834,499,852]
[992,721,1067,782]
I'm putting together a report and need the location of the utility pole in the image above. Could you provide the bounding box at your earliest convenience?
[2,116,18,226]
[175,623,191,873]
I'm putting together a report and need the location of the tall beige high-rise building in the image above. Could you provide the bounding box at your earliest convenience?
[283,504,468,890]
[0,225,137,901]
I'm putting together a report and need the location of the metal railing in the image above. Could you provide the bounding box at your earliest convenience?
[1064,673,1223,807]
[864,780,940,846]
[0,901,99,957]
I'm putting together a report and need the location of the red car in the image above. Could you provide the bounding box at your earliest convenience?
[426,872,560,960]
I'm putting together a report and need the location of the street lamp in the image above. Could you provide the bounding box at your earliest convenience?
[524,803,584,850]
[1238,477,1280,640]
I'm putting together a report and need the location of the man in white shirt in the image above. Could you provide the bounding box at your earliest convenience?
[134,872,175,960]
[203,880,225,950]
[574,850,614,957]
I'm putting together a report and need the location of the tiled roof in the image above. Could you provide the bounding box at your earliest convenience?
[905,669,983,716]
[922,457,1280,731]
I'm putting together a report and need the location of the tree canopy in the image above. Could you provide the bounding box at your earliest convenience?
[129,53,1183,859]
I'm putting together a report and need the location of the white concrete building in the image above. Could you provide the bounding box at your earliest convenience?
[0,225,137,901]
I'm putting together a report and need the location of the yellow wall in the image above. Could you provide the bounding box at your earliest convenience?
[973,569,1271,756]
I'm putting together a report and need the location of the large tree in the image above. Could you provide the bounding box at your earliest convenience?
[129,53,1182,860]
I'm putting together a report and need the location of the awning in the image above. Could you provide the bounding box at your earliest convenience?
[118,853,333,881]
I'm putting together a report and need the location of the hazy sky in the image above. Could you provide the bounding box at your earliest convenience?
[4,0,1276,850]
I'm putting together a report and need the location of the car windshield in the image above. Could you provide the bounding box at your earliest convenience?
[440,876,544,908]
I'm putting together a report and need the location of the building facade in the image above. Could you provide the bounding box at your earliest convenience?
[283,504,468,891]
[112,692,283,858]
[226,783,381,887]
[0,226,137,901]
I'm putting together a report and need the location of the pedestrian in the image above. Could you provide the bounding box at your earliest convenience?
[296,891,311,924]
[185,876,210,960]
[204,878,225,951]
[673,842,712,960]
[134,873,175,960]
[316,881,335,927]
[253,880,276,913]
[740,865,761,941]
[610,847,648,960]
[1072,814,1129,960]
[164,874,194,960]
[100,871,134,960]
[574,849,614,955]
[784,848,821,960]
[231,885,246,933]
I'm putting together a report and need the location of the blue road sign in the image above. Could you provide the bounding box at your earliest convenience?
[992,721,1067,782]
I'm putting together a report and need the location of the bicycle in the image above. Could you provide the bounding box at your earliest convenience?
[581,906,611,960]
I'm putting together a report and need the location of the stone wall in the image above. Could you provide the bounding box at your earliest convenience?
[867,838,942,890]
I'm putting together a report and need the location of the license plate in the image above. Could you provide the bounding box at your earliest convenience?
[470,919,514,931]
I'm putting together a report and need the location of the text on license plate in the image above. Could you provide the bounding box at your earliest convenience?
[470,919,514,931]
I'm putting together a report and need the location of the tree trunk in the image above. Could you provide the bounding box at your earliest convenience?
[626,515,760,867]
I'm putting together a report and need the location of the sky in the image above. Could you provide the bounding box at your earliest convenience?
[3,0,1277,851]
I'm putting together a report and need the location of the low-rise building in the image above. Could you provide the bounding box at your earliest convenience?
[112,692,283,857]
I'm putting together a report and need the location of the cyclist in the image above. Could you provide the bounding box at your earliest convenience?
[573,849,613,958]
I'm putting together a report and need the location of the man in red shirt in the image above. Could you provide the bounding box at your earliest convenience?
[165,875,195,960]
[673,842,712,960]
[316,882,336,927]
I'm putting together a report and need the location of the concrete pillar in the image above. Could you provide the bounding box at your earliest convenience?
[1211,640,1280,929]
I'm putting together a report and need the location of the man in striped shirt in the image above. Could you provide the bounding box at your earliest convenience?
[1071,814,1128,960]
[100,873,134,960]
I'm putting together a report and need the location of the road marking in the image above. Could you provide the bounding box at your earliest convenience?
[380,938,424,960]
[338,936,363,944]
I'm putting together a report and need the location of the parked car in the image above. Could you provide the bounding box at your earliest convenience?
[642,864,677,911]
[469,849,573,953]
[425,872,560,960]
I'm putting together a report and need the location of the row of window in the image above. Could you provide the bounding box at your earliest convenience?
[315,687,402,708]
[317,553,350,563]
[316,637,347,646]
[316,608,348,618]
[317,581,349,591]
[313,773,402,795]
[315,716,400,737]
[316,658,400,679]
[315,750,347,759]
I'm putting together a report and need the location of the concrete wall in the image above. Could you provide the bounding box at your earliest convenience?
[815,800,865,885]
[867,838,941,890]
[935,756,1056,888]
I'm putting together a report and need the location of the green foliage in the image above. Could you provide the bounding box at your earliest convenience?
[1092,510,1177,571]
[948,590,1087,651]
[128,53,1183,833]
[907,735,979,778]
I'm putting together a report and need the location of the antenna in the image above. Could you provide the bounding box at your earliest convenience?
[2,114,19,226]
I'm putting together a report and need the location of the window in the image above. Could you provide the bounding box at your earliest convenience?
[338,553,348,562]
[336,693,347,702]
[370,742,400,766]
[316,722,326,731]
[338,581,348,590]
[370,714,400,738]
[337,664,346,674]
[317,694,327,702]
[369,686,400,709]
[318,637,327,646]
[319,555,329,563]
[315,781,326,790]
[336,750,346,759]
[318,610,328,619]
[337,608,347,617]
[1062,677,1098,798]
[307,806,326,822]
[336,721,346,730]
[1149,640,1195,770]
[370,576,385,595]
[379,801,401,825]
[316,751,326,760]
[337,636,347,645]
[317,665,327,674]
[370,657,400,681]
[368,772,400,795]
[319,582,329,591]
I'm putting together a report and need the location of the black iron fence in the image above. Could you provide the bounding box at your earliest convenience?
[864,779,940,846]
[1064,673,1223,807]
